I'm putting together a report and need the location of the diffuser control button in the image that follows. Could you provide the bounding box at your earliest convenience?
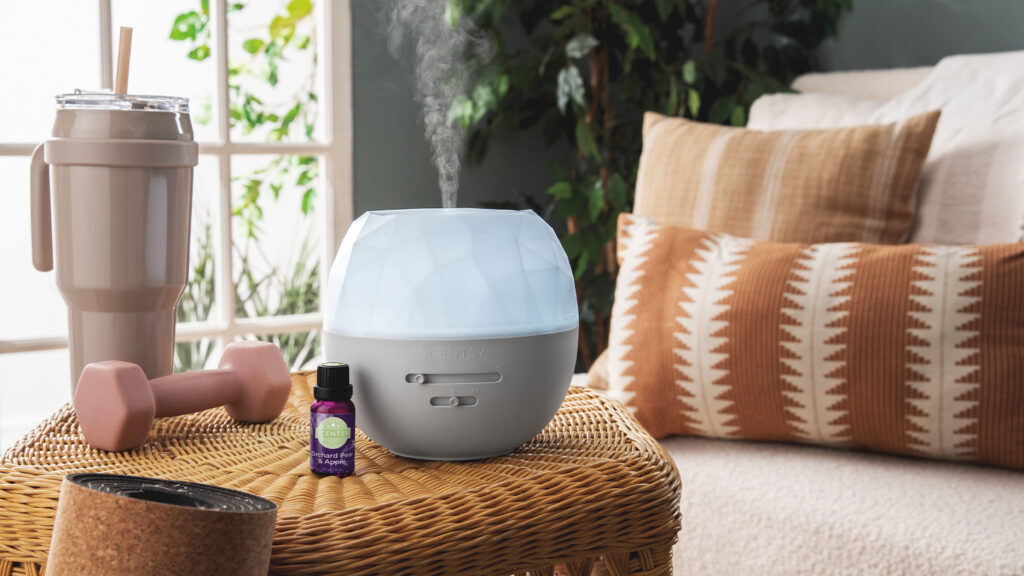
[429,396,478,407]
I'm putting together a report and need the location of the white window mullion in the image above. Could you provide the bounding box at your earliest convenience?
[327,0,354,250]
[321,0,354,325]
[0,144,35,156]
[213,0,235,352]
[198,142,330,155]
[0,313,324,355]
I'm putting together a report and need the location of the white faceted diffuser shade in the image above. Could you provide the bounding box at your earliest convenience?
[325,208,579,340]
[324,208,580,460]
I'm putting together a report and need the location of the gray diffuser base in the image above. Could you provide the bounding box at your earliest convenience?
[323,327,578,460]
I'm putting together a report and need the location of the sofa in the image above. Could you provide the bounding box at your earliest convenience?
[575,58,1024,576]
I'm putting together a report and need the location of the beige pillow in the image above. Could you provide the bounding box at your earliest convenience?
[749,52,1024,246]
[634,111,940,244]
[607,213,1024,470]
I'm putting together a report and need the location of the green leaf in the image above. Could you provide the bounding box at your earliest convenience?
[242,38,264,55]
[188,44,210,61]
[301,187,316,215]
[269,15,292,39]
[730,105,747,127]
[447,94,475,130]
[744,80,768,104]
[666,75,678,116]
[561,233,582,258]
[555,196,579,219]
[574,250,590,280]
[607,173,627,208]
[445,0,462,28]
[575,118,601,161]
[587,182,605,221]
[494,74,510,98]
[201,0,210,17]
[655,0,674,21]
[282,103,301,126]
[636,26,655,60]
[556,66,584,114]
[683,59,697,84]
[170,11,201,41]
[565,34,599,59]
[687,88,701,117]
[608,5,636,47]
[547,181,572,200]
[472,82,496,113]
[609,4,655,61]
[709,94,737,124]
[550,5,574,20]
[287,0,312,18]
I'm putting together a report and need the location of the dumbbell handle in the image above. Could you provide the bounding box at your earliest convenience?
[150,369,243,419]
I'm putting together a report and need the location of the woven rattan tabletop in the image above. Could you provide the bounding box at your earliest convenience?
[0,373,680,576]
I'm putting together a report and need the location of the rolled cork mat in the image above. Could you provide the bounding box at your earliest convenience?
[47,473,277,576]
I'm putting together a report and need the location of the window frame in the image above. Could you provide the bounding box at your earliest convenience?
[0,0,353,361]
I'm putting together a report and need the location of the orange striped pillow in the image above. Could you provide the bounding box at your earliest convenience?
[608,213,1024,469]
[634,111,940,244]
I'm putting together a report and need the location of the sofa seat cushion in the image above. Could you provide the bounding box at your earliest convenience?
[663,436,1024,576]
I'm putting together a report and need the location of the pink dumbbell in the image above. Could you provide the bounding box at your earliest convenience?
[74,341,292,452]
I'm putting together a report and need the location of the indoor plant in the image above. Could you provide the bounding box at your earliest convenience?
[449,0,851,368]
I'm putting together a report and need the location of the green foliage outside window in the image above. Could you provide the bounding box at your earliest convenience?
[449,0,851,369]
[171,0,322,371]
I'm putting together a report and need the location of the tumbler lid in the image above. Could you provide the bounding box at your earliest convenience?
[56,90,189,114]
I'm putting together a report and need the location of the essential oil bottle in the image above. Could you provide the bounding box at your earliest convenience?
[310,362,355,476]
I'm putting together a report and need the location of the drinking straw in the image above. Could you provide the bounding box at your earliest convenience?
[115,26,133,94]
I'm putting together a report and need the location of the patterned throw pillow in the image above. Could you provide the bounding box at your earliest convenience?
[634,111,940,244]
[608,214,1024,469]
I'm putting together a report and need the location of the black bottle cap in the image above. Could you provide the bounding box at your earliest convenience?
[314,362,353,402]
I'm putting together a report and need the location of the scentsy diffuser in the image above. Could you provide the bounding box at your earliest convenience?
[323,208,579,460]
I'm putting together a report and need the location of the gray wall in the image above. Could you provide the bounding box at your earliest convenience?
[350,1,563,216]
[822,0,1024,70]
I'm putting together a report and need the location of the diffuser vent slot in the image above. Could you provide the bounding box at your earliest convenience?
[406,372,501,385]
[429,396,478,407]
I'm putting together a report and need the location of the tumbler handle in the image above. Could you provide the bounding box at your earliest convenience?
[30,143,53,272]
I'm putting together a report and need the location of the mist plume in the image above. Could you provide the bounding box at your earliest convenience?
[386,0,491,208]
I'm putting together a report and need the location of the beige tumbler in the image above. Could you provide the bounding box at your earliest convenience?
[31,92,199,389]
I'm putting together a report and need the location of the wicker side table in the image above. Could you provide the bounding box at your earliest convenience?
[0,374,680,576]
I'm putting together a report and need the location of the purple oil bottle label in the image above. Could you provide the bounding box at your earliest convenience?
[310,412,355,475]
